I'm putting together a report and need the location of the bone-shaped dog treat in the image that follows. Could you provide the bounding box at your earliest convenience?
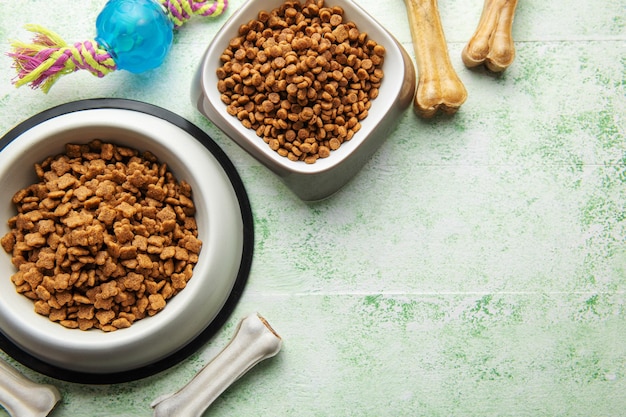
[462,0,519,72]
[0,359,61,417]
[151,313,282,417]
[403,0,468,118]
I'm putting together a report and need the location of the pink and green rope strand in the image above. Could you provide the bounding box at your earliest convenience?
[161,0,228,28]
[9,25,117,93]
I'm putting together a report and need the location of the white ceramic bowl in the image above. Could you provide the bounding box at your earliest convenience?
[0,99,253,383]
[192,0,416,201]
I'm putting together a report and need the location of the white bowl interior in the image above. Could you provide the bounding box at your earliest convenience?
[0,108,245,374]
[199,0,406,175]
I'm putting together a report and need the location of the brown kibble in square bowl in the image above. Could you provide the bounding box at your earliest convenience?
[193,0,416,201]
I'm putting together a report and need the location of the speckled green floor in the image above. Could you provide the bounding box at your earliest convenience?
[0,0,625,416]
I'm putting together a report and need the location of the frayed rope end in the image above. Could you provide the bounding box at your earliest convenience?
[8,24,117,93]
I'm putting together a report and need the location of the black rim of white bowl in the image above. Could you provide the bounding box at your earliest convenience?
[0,98,254,384]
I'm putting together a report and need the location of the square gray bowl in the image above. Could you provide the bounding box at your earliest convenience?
[192,0,416,201]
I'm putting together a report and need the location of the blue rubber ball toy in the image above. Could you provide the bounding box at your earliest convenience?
[95,0,174,73]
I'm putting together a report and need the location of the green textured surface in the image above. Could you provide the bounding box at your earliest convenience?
[0,0,625,415]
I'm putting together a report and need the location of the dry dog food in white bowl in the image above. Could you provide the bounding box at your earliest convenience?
[0,99,253,383]
[2,139,202,333]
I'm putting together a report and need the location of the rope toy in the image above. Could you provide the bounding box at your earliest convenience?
[8,0,227,93]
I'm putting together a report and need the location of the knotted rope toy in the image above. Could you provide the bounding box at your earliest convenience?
[8,0,227,93]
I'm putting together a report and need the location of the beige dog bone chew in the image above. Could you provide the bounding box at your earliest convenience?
[0,359,61,417]
[403,0,468,118]
[462,0,519,72]
[151,313,282,417]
